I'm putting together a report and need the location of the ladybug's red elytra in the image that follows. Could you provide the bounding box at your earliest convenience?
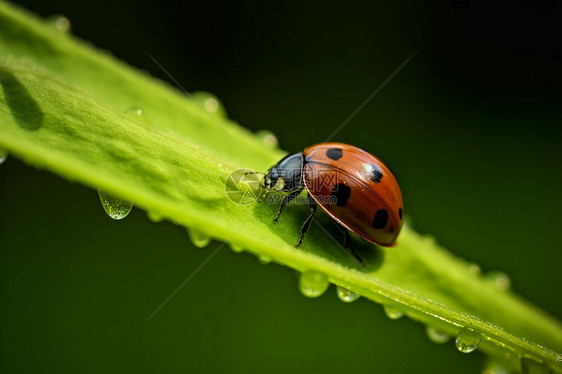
[261,142,404,263]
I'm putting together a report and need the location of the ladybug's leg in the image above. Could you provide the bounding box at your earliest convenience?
[335,222,352,248]
[274,185,304,222]
[335,223,365,267]
[295,195,317,248]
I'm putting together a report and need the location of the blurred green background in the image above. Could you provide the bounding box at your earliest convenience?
[1,1,561,372]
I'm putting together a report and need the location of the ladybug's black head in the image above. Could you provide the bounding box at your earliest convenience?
[264,152,304,192]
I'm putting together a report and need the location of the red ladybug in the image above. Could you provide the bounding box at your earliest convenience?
[261,142,404,263]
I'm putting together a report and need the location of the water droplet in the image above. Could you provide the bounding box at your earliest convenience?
[424,234,437,246]
[229,243,244,253]
[336,286,360,303]
[98,191,133,220]
[455,328,481,353]
[520,356,549,374]
[258,255,272,265]
[147,211,164,222]
[204,98,219,112]
[425,326,451,344]
[483,359,512,374]
[467,262,481,275]
[191,92,227,117]
[124,106,146,122]
[487,272,511,291]
[187,228,211,248]
[255,130,278,149]
[298,270,329,298]
[48,15,71,32]
[383,304,404,320]
[0,148,8,165]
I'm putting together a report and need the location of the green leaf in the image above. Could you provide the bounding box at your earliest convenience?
[0,3,561,372]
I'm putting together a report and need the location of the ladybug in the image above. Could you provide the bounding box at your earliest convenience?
[260,142,404,263]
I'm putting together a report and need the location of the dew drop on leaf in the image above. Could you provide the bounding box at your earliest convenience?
[424,234,437,245]
[336,286,360,303]
[187,228,211,248]
[258,255,272,265]
[98,191,133,220]
[520,356,549,374]
[47,15,71,32]
[487,271,511,291]
[191,92,227,117]
[383,304,404,320]
[124,106,146,122]
[146,211,164,222]
[255,130,278,149]
[467,262,481,276]
[299,270,329,298]
[0,148,8,165]
[482,358,512,374]
[229,243,244,253]
[455,328,481,353]
[204,98,219,113]
[425,326,451,344]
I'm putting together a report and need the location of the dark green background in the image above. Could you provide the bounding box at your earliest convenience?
[1,1,561,372]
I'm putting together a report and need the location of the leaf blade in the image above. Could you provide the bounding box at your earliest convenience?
[0,3,561,373]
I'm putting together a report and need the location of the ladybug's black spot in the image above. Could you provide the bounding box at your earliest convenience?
[331,183,351,206]
[372,209,389,229]
[326,148,343,161]
[370,164,383,183]
[398,208,403,219]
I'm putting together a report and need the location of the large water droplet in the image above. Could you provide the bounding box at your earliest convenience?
[455,328,481,353]
[48,15,72,32]
[520,356,549,374]
[298,270,329,298]
[487,271,511,291]
[255,130,278,149]
[0,148,8,165]
[425,326,451,344]
[383,304,404,320]
[336,286,360,303]
[98,191,133,220]
[187,228,211,248]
